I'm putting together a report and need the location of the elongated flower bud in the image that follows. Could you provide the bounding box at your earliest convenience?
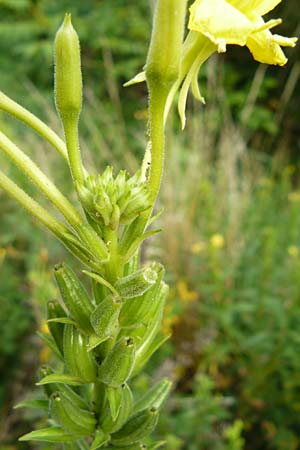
[146,0,187,86]
[54,13,82,121]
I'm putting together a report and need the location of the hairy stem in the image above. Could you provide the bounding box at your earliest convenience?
[0,91,68,161]
[0,130,82,228]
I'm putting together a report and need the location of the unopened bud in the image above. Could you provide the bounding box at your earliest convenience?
[54,13,82,122]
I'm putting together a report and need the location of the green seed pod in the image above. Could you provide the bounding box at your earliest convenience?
[54,13,82,122]
[119,264,164,328]
[90,295,121,342]
[132,378,172,414]
[98,337,136,388]
[59,390,96,432]
[57,384,88,411]
[115,267,158,299]
[63,324,97,383]
[111,407,158,447]
[50,392,95,436]
[101,383,133,433]
[54,263,93,334]
[47,300,66,356]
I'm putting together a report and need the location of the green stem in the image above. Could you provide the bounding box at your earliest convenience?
[147,87,169,207]
[0,170,69,238]
[0,130,82,228]
[0,170,97,267]
[0,91,68,161]
[63,117,84,186]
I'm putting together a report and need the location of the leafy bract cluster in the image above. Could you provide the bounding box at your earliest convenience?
[77,168,151,230]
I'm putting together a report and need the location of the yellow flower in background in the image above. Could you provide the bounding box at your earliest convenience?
[189,0,297,65]
[191,240,207,254]
[40,319,50,335]
[0,247,6,267]
[172,0,297,127]
[288,245,299,257]
[210,233,225,249]
[177,280,198,303]
[288,192,300,203]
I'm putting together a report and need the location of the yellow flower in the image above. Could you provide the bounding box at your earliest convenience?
[40,319,50,335]
[210,233,225,249]
[177,280,198,303]
[172,0,297,127]
[0,247,6,267]
[288,192,300,203]
[191,240,206,254]
[189,0,297,64]
[288,245,299,257]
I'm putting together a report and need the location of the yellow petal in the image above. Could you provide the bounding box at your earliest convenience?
[246,29,288,65]
[247,0,282,16]
[272,34,298,47]
[189,0,253,50]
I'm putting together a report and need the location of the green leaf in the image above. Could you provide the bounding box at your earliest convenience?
[36,331,63,360]
[47,317,77,326]
[37,374,85,386]
[19,427,75,443]
[83,270,119,297]
[14,399,49,410]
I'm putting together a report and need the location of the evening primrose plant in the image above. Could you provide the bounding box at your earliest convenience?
[0,1,296,449]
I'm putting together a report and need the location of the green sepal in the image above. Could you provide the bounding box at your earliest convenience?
[14,399,49,410]
[132,378,172,414]
[91,429,110,450]
[111,408,159,446]
[98,337,136,388]
[37,373,85,386]
[19,427,75,443]
[54,263,94,334]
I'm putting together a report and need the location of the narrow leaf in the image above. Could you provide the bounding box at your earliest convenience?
[19,427,75,443]
[14,399,49,410]
[37,374,85,386]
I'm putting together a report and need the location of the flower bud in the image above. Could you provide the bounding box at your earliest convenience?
[146,0,187,87]
[54,13,82,122]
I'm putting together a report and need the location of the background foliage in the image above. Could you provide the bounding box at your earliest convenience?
[0,1,300,449]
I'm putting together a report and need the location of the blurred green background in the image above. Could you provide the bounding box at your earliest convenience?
[0,1,300,449]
